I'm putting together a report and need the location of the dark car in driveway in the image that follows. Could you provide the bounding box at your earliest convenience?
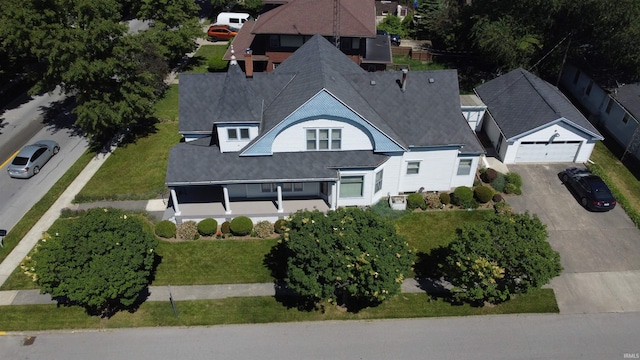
[560,167,616,211]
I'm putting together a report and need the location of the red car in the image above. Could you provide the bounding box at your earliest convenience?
[207,25,238,42]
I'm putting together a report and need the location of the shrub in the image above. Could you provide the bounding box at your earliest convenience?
[492,193,504,203]
[424,193,442,209]
[274,219,287,234]
[491,173,506,193]
[197,218,218,236]
[452,186,473,206]
[407,193,426,210]
[155,220,176,238]
[439,192,451,205]
[177,221,199,240]
[474,185,494,203]
[220,221,231,234]
[481,168,498,183]
[230,216,253,236]
[504,183,517,194]
[505,172,522,187]
[254,221,273,238]
[369,199,409,220]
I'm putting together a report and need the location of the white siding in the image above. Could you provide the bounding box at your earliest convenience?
[217,125,260,153]
[397,149,459,193]
[271,119,373,153]
[450,157,479,188]
[462,106,486,131]
[336,170,373,207]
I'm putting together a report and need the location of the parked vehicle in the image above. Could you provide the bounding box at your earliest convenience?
[560,167,616,211]
[207,25,238,42]
[390,34,401,46]
[215,12,252,29]
[7,140,60,179]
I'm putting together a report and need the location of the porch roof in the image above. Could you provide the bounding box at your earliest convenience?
[166,137,390,186]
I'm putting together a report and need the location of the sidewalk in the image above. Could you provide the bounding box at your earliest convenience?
[0,279,429,306]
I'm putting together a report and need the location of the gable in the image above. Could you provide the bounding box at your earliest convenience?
[241,90,404,156]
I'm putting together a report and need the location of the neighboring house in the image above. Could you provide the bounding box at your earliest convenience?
[375,0,410,24]
[475,68,603,164]
[223,0,392,73]
[559,63,640,160]
[165,35,484,224]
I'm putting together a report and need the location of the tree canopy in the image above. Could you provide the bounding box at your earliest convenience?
[443,212,562,305]
[30,208,158,316]
[282,208,414,310]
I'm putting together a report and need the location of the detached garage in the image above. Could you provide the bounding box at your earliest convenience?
[475,68,603,164]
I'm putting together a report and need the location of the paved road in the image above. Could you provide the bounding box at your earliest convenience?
[1,313,638,360]
[508,164,640,314]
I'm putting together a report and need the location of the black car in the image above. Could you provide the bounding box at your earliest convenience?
[559,167,616,211]
[390,34,401,46]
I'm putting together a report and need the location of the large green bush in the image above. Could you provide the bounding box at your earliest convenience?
[230,216,253,236]
[505,172,523,188]
[407,193,426,210]
[155,220,176,238]
[474,185,494,203]
[197,218,218,236]
[491,173,506,193]
[439,192,451,205]
[453,186,473,206]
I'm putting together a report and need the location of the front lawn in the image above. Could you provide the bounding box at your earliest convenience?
[183,44,229,74]
[0,289,557,331]
[73,122,181,202]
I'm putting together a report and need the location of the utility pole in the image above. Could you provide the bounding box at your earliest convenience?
[333,0,340,48]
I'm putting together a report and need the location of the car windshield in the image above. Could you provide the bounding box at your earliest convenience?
[12,156,29,166]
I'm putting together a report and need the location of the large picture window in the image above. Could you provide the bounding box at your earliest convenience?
[457,159,472,176]
[340,176,364,198]
[374,170,383,193]
[306,128,342,150]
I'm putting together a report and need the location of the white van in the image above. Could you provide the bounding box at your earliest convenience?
[215,12,252,29]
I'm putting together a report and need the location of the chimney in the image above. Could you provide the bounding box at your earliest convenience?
[244,48,253,78]
[401,68,408,92]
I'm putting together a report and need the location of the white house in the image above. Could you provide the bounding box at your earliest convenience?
[165,35,484,223]
[475,68,602,164]
[559,63,640,160]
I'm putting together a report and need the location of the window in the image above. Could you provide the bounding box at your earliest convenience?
[228,128,250,140]
[605,98,614,114]
[261,183,273,192]
[294,182,304,192]
[282,183,292,192]
[374,170,383,193]
[623,113,630,124]
[407,161,420,175]
[457,159,472,176]
[573,69,580,84]
[306,128,341,150]
[340,176,364,198]
[585,81,593,96]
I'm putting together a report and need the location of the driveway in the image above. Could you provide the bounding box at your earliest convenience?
[507,164,640,313]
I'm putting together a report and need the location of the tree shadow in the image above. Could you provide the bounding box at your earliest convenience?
[40,96,85,138]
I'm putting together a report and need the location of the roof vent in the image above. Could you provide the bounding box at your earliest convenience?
[429,78,435,83]
[370,80,376,86]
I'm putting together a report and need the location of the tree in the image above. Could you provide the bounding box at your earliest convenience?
[31,208,158,317]
[443,212,562,305]
[377,14,405,37]
[282,208,413,310]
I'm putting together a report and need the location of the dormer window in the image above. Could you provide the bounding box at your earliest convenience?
[306,128,341,150]
[228,128,250,140]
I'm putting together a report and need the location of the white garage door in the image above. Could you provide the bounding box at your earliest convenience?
[515,141,581,163]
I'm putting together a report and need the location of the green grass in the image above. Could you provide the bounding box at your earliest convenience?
[391,55,448,71]
[183,44,229,74]
[74,122,181,202]
[153,85,179,121]
[152,239,277,285]
[0,150,95,265]
[394,210,493,254]
[591,142,640,212]
[0,289,557,331]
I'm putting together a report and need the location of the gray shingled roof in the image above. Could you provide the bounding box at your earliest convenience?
[166,137,389,185]
[171,35,485,185]
[475,68,602,140]
[613,83,640,121]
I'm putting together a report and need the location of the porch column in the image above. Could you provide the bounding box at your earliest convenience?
[277,184,284,213]
[223,185,232,214]
[330,182,337,210]
[170,188,181,216]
